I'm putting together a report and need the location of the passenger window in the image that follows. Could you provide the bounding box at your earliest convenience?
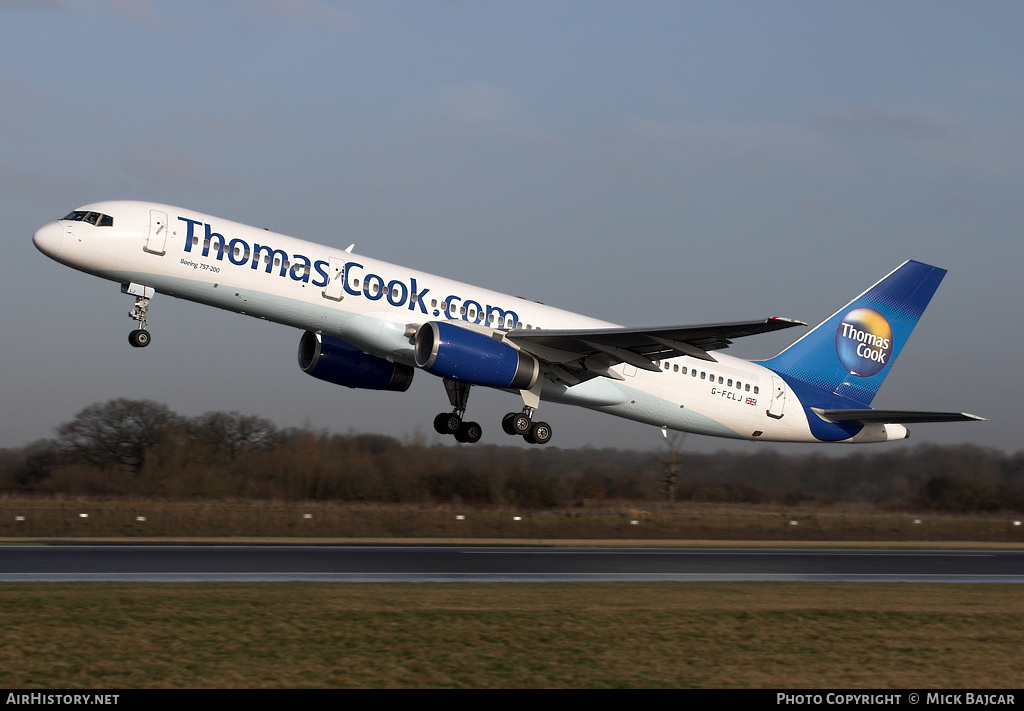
[700,372,706,380]
[673,364,679,372]
[753,386,759,394]
[745,384,750,392]
[727,379,733,387]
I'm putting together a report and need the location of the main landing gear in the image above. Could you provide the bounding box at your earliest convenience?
[432,379,482,443]
[432,380,552,445]
[501,408,553,445]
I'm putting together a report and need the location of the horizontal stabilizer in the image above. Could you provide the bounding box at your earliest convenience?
[812,408,986,425]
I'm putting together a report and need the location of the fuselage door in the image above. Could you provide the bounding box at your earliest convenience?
[321,257,346,301]
[767,376,787,419]
[143,210,168,255]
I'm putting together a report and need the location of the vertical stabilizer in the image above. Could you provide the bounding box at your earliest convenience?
[755,260,945,406]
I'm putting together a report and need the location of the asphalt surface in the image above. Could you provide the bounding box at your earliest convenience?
[1,545,1022,582]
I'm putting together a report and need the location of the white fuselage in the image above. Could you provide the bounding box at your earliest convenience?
[33,200,906,444]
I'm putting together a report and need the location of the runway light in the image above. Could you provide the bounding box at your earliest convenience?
[1015,521,1021,526]
[303,514,313,519]
[15,516,25,521]
[456,515,465,520]
[79,513,88,518]
[513,516,522,521]
[630,520,639,525]
[913,519,922,524]
[789,520,798,526]
[136,516,146,522]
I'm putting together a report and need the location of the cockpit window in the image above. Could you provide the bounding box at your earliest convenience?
[62,210,113,227]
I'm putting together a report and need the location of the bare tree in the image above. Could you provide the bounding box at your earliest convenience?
[658,429,687,503]
[190,411,279,462]
[56,399,180,473]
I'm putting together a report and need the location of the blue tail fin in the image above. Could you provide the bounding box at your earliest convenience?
[755,260,945,406]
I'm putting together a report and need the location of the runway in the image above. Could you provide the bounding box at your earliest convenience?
[1,545,1022,582]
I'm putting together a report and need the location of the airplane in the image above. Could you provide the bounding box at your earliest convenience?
[32,201,983,446]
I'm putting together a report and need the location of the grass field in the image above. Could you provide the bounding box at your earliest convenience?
[1,582,1022,688]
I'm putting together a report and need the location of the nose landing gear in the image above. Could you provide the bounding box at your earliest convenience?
[128,328,151,348]
[122,283,155,348]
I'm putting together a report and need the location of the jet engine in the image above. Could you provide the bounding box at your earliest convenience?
[298,331,413,391]
[414,321,539,389]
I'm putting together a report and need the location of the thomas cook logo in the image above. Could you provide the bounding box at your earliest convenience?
[835,308,893,377]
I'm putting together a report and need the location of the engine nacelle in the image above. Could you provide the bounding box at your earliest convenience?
[298,331,413,391]
[414,321,540,390]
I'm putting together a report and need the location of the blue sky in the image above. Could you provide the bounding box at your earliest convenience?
[2,1,1020,454]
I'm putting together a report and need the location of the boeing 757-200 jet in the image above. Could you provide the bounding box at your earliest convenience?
[33,202,982,445]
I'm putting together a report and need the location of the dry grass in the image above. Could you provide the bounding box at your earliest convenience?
[2,497,1023,542]
[1,582,1021,688]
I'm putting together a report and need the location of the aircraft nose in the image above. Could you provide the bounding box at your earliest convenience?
[33,222,63,258]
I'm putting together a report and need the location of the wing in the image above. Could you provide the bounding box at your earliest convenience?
[812,408,986,424]
[506,317,806,385]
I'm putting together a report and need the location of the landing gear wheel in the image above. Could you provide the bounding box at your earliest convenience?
[511,413,532,435]
[454,421,482,444]
[444,414,462,434]
[528,421,552,445]
[129,329,151,348]
[434,412,462,435]
[433,413,449,434]
[501,413,517,435]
